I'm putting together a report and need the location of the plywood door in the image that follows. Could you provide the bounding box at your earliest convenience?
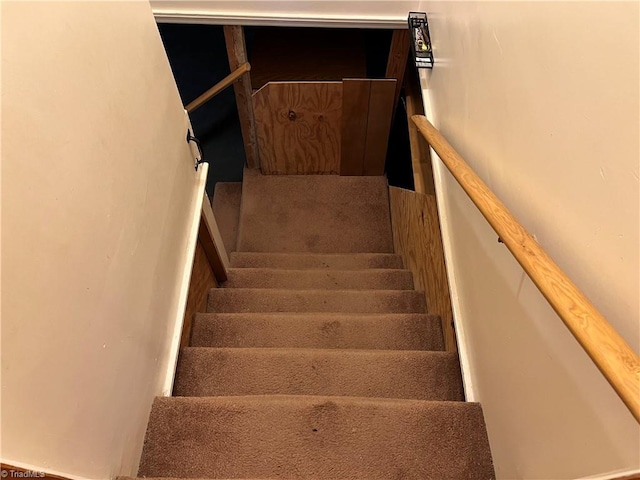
[363,80,397,175]
[253,82,343,174]
[340,79,396,176]
[340,80,371,175]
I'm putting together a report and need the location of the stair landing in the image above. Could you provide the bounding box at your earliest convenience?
[236,169,394,253]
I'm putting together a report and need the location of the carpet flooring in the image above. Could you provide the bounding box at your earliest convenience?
[189,313,446,350]
[135,171,494,479]
[139,396,493,479]
[236,169,394,253]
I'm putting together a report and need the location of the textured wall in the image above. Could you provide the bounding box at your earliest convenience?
[418,2,640,478]
[2,2,202,478]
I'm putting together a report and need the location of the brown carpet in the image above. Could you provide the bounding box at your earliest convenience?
[174,348,463,400]
[230,252,404,269]
[189,313,445,350]
[212,182,242,254]
[136,171,494,479]
[207,288,427,314]
[237,169,394,253]
[138,396,494,479]
[223,268,413,290]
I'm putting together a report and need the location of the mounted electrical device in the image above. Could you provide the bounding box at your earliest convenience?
[408,12,434,69]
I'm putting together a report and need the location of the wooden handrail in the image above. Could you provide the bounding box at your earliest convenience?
[412,114,640,423]
[186,62,251,113]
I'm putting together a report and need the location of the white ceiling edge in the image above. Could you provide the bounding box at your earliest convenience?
[152,9,408,29]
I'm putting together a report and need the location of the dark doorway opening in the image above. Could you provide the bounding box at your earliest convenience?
[158,24,415,193]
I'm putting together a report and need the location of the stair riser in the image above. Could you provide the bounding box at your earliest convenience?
[229,253,404,270]
[190,313,445,351]
[174,348,463,401]
[207,289,427,314]
[223,269,414,290]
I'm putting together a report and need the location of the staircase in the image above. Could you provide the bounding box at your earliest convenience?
[133,169,495,479]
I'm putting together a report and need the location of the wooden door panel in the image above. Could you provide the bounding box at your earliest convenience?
[253,82,342,174]
[253,79,395,176]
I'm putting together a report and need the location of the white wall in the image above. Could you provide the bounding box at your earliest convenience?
[1,2,204,478]
[151,0,418,28]
[419,2,640,479]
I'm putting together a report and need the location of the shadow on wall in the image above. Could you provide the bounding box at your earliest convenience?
[444,175,639,479]
[158,23,246,196]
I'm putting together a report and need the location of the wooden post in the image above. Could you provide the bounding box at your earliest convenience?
[224,26,259,169]
[385,29,411,118]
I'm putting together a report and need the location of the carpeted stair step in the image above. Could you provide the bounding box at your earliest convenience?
[190,313,445,350]
[207,288,427,314]
[230,252,404,270]
[222,268,414,290]
[237,169,394,253]
[138,395,495,479]
[174,348,463,400]
[212,182,242,254]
